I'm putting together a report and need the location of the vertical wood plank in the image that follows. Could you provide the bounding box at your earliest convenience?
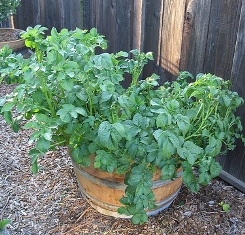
[0,18,12,28]
[115,0,133,52]
[15,0,82,32]
[143,0,173,83]
[143,0,163,58]
[203,0,242,79]
[143,0,162,78]
[93,0,102,34]
[219,0,245,183]
[60,0,65,29]
[100,0,117,52]
[43,0,62,31]
[159,0,186,76]
[231,1,245,99]
[83,0,92,29]
[91,0,98,28]
[62,0,82,30]
[14,0,41,29]
[116,1,134,88]
[180,0,212,75]
[156,0,175,84]
[40,0,45,27]
[132,0,145,51]
[83,0,134,53]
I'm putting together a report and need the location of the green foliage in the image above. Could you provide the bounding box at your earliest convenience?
[0,219,11,232]
[0,26,244,224]
[0,0,21,22]
[218,201,230,212]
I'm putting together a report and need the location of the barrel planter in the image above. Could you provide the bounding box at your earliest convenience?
[0,28,25,51]
[72,156,182,218]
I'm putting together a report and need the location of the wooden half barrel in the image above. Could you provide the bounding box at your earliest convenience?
[72,158,182,218]
[0,28,25,51]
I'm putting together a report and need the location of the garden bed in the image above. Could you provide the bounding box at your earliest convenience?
[0,84,244,235]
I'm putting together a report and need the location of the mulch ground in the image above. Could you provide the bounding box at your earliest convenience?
[0,29,22,42]
[0,83,244,235]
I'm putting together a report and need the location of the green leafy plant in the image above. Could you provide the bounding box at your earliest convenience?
[0,0,21,23]
[218,201,230,212]
[0,219,11,232]
[0,25,244,224]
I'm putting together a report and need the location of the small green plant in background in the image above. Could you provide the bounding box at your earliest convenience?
[218,201,230,212]
[0,0,21,23]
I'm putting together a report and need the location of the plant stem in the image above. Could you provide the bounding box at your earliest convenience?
[185,105,214,141]
[39,73,56,117]
[86,90,94,116]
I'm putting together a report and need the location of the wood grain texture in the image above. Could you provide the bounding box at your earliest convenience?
[141,0,174,83]
[219,0,245,184]
[159,0,186,75]
[115,0,133,52]
[14,0,82,32]
[132,0,145,51]
[203,0,242,79]
[99,0,117,52]
[14,0,41,29]
[180,0,212,75]
[83,0,92,30]
[62,0,82,30]
[73,158,182,214]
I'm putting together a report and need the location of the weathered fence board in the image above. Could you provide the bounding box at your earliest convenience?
[83,0,134,54]
[218,0,245,192]
[142,0,165,79]
[180,0,212,74]
[0,18,12,28]
[159,0,186,76]
[11,0,245,192]
[203,0,242,78]
[115,0,133,53]
[14,0,82,32]
[13,0,40,29]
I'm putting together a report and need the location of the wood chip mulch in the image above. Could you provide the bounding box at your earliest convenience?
[0,84,244,235]
[0,29,22,42]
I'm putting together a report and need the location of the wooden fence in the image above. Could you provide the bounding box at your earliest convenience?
[14,0,83,31]
[12,0,245,192]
